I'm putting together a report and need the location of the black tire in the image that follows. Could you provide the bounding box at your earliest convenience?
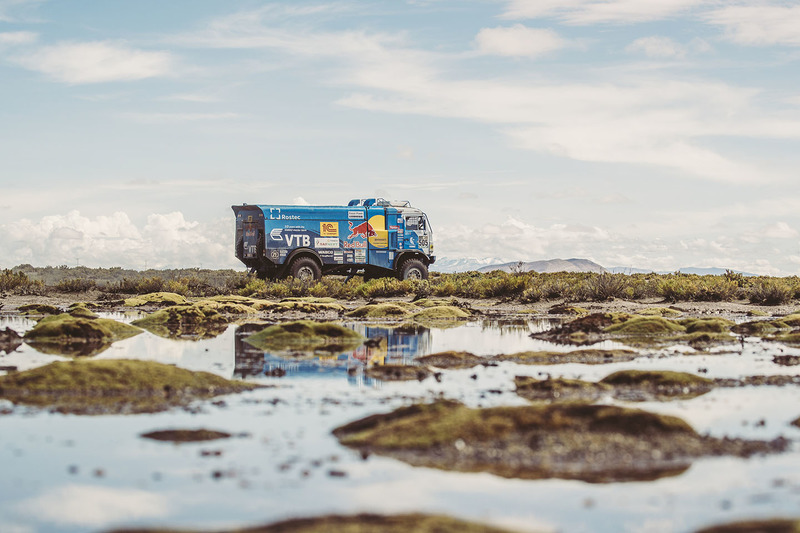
[398,259,428,280]
[288,256,322,282]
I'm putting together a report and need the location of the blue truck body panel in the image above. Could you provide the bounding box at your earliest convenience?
[232,199,434,279]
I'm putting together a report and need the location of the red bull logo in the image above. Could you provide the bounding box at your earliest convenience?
[348,220,376,240]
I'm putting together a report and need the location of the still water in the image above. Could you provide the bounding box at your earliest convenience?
[1,315,800,533]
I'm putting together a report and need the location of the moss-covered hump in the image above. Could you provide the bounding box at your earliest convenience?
[23,314,142,356]
[104,513,519,533]
[346,302,415,318]
[124,292,188,307]
[600,370,714,401]
[365,365,432,381]
[0,359,259,414]
[18,303,61,316]
[416,351,485,369]
[604,316,685,335]
[333,400,785,483]
[494,349,639,365]
[244,320,363,354]
[132,303,229,340]
[515,376,609,403]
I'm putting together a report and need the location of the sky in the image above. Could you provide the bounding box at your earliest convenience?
[2,0,800,274]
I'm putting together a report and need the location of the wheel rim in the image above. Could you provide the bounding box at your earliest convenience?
[296,265,315,281]
[405,268,423,280]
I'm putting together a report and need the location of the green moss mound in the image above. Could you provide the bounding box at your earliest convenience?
[23,314,142,357]
[18,303,60,315]
[412,306,470,320]
[273,299,345,314]
[548,304,589,316]
[346,302,414,318]
[124,292,188,307]
[106,513,517,533]
[67,306,99,319]
[416,351,484,369]
[600,370,714,400]
[132,303,229,340]
[245,320,363,354]
[0,359,259,414]
[639,307,682,317]
[515,376,609,403]
[365,365,432,381]
[731,319,789,335]
[694,519,800,533]
[601,370,712,387]
[413,298,462,309]
[678,317,735,333]
[334,400,716,482]
[779,313,800,327]
[493,349,639,365]
[140,428,232,443]
[605,316,685,335]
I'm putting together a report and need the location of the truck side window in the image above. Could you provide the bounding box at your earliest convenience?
[405,216,419,230]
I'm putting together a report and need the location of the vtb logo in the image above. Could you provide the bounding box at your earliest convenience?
[320,222,339,237]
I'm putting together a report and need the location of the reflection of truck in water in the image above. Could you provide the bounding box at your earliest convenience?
[232,198,435,281]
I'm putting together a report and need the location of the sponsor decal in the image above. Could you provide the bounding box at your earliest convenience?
[314,237,339,249]
[348,210,365,220]
[320,221,338,237]
[342,241,367,249]
[284,234,311,247]
[347,220,376,240]
[269,228,283,241]
[334,251,344,263]
[270,250,280,261]
[389,225,401,230]
[419,235,429,247]
[354,249,366,263]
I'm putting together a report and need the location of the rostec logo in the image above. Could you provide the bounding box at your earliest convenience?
[348,221,376,240]
[320,222,338,237]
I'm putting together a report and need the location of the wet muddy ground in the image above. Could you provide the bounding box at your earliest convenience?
[1,295,800,532]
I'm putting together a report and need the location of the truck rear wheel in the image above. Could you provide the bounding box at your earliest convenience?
[399,259,428,280]
[288,256,322,282]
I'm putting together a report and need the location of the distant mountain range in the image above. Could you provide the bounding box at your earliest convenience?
[432,257,756,276]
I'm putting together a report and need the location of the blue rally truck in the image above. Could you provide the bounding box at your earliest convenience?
[232,198,435,281]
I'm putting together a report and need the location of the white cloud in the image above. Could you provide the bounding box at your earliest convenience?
[742,221,799,243]
[707,4,800,46]
[499,0,709,25]
[0,31,37,46]
[626,36,685,58]
[178,11,800,184]
[474,25,565,58]
[0,0,41,22]
[16,484,170,527]
[14,41,175,84]
[0,210,236,269]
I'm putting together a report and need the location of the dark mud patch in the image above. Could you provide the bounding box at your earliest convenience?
[416,351,486,369]
[365,364,432,381]
[105,513,518,533]
[0,327,23,354]
[334,400,787,483]
[548,304,589,316]
[141,429,233,443]
[244,320,363,355]
[694,519,800,533]
[773,355,800,366]
[0,359,260,414]
[494,349,639,365]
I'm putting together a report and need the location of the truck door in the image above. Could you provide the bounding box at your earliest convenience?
[366,206,392,269]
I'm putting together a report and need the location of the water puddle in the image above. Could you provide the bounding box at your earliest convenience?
[1,314,800,532]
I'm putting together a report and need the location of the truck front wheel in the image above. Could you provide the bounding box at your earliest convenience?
[288,257,322,282]
[399,259,428,280]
